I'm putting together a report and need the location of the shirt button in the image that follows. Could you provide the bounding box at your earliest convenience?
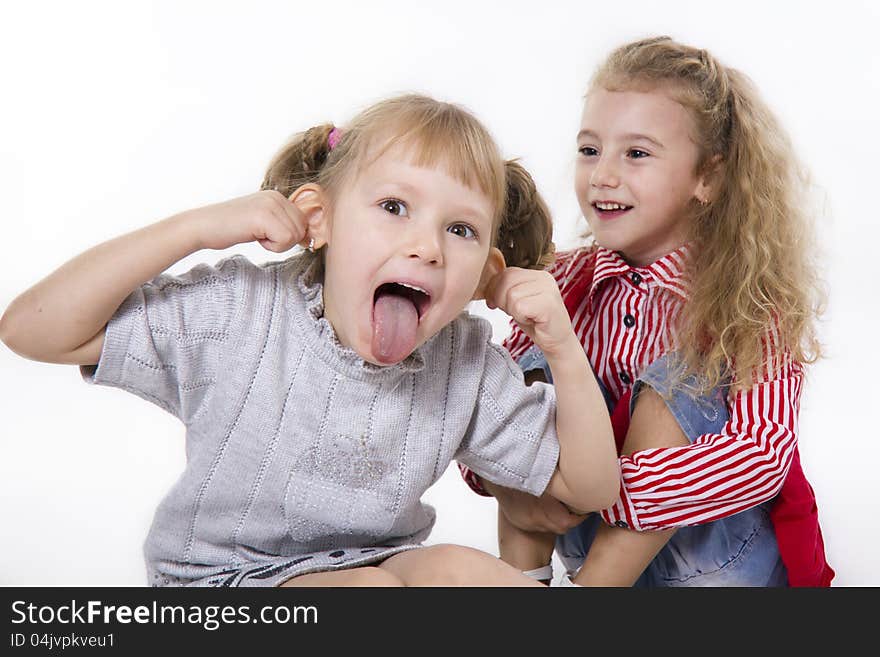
[623,313,636,328]
[615,520,629,529]
[631,272,642,286]
[620,372,632,385]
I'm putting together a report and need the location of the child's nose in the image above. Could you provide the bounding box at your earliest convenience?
[590,156,620,188]
[404,224,443,266]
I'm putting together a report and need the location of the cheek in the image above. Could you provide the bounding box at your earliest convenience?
[325,248,369,294]
[451,253,489,300]
[652,175,696,215]
[654,162,698,198]
[574,164,592,207]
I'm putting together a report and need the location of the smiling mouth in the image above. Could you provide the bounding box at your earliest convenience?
[593,201,633,218]
[373,282,431,320]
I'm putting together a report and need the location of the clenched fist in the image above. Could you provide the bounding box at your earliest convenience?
[191,191,309,253]
[484,267,577,359]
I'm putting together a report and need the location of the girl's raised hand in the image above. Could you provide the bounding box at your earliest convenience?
[190,191,309,253]
[484,268,576,359]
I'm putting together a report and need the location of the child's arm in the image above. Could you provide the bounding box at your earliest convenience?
[487,373,684,586]
[493,484,674,585]
[569,385,687,585]
[483,363,592,579]
[0,192,307,365]
[485,267,618,513]
[497,510,556,579]
[571,525,676,586]
[492,482,580,577]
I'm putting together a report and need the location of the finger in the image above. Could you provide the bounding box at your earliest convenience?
[278,197,309,240]
[259,215,301,253]
[505,281,549,308]
[541,497,579,526]
[541,512,575,535]
[497,271,560,309]
[260,191,304,240]
[483,268,525,306]
[492,268,543,298]
[257,237,286,253]
[270,202,307,246]
[506,290,551,326]
[492,278,543,316]
[484,266,535,293]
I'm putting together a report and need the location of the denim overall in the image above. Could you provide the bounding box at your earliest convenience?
[517,346,788,587]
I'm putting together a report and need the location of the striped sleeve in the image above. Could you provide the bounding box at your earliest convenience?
[601,354,803,531]
[456,461,491,496]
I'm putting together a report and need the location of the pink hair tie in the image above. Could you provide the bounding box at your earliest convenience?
[328,127,342,150]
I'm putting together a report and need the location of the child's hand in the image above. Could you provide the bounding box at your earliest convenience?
[189,191,309,253]
[487,480,588,535]
[485,267,576,358]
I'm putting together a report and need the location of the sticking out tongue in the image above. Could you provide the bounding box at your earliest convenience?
[372,288,419,364]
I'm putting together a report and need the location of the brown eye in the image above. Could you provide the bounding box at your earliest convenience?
[448,223,477,240]
[380,199,408,216]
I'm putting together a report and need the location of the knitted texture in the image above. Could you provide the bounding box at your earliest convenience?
[83,251,560,586]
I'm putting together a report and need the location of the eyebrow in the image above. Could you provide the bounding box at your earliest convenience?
[577,129,665,149]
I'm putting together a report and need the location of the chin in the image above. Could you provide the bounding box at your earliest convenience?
[591,234,629,253]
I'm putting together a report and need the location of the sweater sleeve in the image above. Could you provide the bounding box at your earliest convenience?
[601,356,803,531]
[457,247,591,495]
[454,341,560,497]
[80,256,249,424]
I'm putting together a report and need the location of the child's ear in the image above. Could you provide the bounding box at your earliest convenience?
[472,247,506,301]
[288,183,330,250]
[694,154,724,204]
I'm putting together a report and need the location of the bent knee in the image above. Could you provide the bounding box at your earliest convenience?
[421,543,488,565]
[418,544,519,585]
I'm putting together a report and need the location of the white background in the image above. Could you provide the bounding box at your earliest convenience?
[1,1,877,586]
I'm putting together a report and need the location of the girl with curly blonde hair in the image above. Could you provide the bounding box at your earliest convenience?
[461,36,833,586]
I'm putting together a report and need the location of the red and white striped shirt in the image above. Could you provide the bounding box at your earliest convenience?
[463,244,802,531]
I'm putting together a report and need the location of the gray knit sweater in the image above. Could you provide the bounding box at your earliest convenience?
[82,251,560,586]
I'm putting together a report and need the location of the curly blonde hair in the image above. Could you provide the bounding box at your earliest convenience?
[589,37,825,392]
[261,94,554,270]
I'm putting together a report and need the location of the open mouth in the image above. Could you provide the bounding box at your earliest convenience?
[373,282,431,320]
[369,281,433,365]
[593,201,633,218]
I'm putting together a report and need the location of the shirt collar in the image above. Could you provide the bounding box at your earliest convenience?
[589,244,691,302]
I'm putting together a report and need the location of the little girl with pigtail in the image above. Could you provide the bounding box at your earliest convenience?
[461,36,833,587]
[1,93,620,586]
